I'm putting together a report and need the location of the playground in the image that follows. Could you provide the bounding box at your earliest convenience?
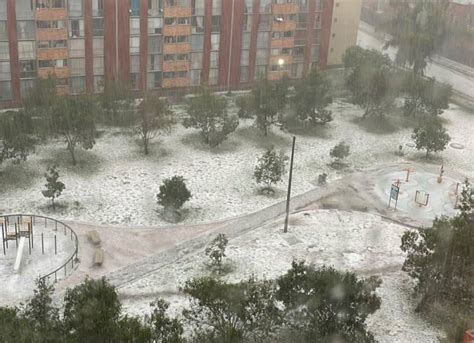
[0,215,78,306]
[374,166,462,222]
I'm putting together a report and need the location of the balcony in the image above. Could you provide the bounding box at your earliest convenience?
[272,21,297,32]
[163,43,190,54]
[36,29,68,41]
[35,8,67,21]
[272,3,298,14]
[163,25,191,36]
[162,77,189,88]
[270,37,295,49]
[163,7,192,18]
[162,60,189,72]
[37,48,68,60]
[38,67,69,79]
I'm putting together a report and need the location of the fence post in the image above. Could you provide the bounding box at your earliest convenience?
[54,235,57,255]
[41,233,44,255]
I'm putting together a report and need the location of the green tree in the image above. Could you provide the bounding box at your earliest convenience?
[41,166,65,209]
[22,278,63,342]
[252,79,279,136]
[135,96,175,155]
[146,299,184,343]
[343,46,396,118]
[99,80,135,126]
[184,88,239,147]
[23,77,58,117]
[63,277,122,343]
[330,141,350,161]
[292,69,333,125]
[411,118,450,158]
[157,175,192,222]
[400,180,474,340]
[0,110,36,165]
[0,307,33,343]
[205,234,229,274]
[182,276,284,342]
[276,261,381,342]
[385,0,448,76]
[402,73,452,116]
[50,95,97,165]
[117,315,152,342]
[254,147,288,194]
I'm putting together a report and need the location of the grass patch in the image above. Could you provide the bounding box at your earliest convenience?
[0,162,41,192]
[39,147,104,176]
[350,115,398,135]
[235,125,290,150]
[180,129,241,154]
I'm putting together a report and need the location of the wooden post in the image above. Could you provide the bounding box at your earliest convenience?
[284,136,296,233]
[41,233,44,255]
[15,223,18,247]
[54,235,57,255]
[30,222,33,249]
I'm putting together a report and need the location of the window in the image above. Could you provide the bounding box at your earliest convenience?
[17,21,35,40]
[259,14,271,31]
[69,20,84,37]
[189,52,202,69]
[256,32,269,48]
[210,33,219,50]
[0,61,10,80]
[131,55,140,72]
[93,38,104,55]
[148,71,162,89]
[37,40,67,49]
[297,13,307,29]
[0,81,12,99]
[260,0,271,13]
[93,57,104,74]
[211,16,220,32]
[241,33,250,50]
[130,37,140,53]
[94,75,104,93]
[130,73,140,89]
[240,66,248,83]
[69,1,83,16]
[0,42,9,60]
[20,79,35,94]
[190,34,203,50]
[37,20,66,29]
[93,0,104,16]
[149,36,162,53]
[208,68,217,85]
[0,22,7,40]
[148,0,163,16]
[130,0,140,16]
[93,18,104,36]
[70,39,85,57]
[166,0,189,7]
[148,54,161,71]
[212,0,221,15]
[189,69,200,86]
[70,76,85,94]
[240,49,249,66]
[19,60,36,78]
[16,0,34,19]
[70,58,85,75]
[177,35,188,43]
[18,41,35,59]
[192,0,204,15]
[177,17,189,25]
[148,18,163,34]
[256,49,268,65]
[210,51,218,68]
[130,18,140,35]
[0,1,6,21]
[192,16,204,33]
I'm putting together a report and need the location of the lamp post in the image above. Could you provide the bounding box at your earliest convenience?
[284,136,296,233]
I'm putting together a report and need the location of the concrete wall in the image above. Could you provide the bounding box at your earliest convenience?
[327,0,362,66]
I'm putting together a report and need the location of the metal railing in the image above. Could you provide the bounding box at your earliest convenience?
[1,214,79,284]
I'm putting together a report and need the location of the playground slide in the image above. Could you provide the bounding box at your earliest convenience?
[13,237,26,273]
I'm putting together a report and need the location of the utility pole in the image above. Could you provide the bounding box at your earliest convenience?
[284,136,296,233]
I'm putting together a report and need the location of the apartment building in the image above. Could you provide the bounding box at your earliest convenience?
[0,0,361,108]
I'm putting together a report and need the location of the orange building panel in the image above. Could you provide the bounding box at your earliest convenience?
[163,43,191,54]
[35,8,68,21]
[163,7,192,17]
[37,48,69,61]
[38,67,70,79]
[270,38,295,49]
[267,70,291,81]
[36,29,68,41]
[272,3,298,14]
[163,25,192,36]
[162,60,190,72]
[162,77,190,88]
[269,55,293,66]
[272,21,297,32]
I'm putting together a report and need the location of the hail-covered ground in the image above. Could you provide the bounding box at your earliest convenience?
[119,210,445,342]
[0,99,472,227]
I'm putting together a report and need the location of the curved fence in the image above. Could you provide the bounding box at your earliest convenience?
[0,214,79,284]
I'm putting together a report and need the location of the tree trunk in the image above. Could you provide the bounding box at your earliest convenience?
[51,197,55,209]
[143,136,149,155]
[69,146,77,166]
[426,149,430,159]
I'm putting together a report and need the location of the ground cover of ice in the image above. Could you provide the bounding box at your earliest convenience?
[0,98,472,227]
[0,216,76,307]
[118,209,444,342]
